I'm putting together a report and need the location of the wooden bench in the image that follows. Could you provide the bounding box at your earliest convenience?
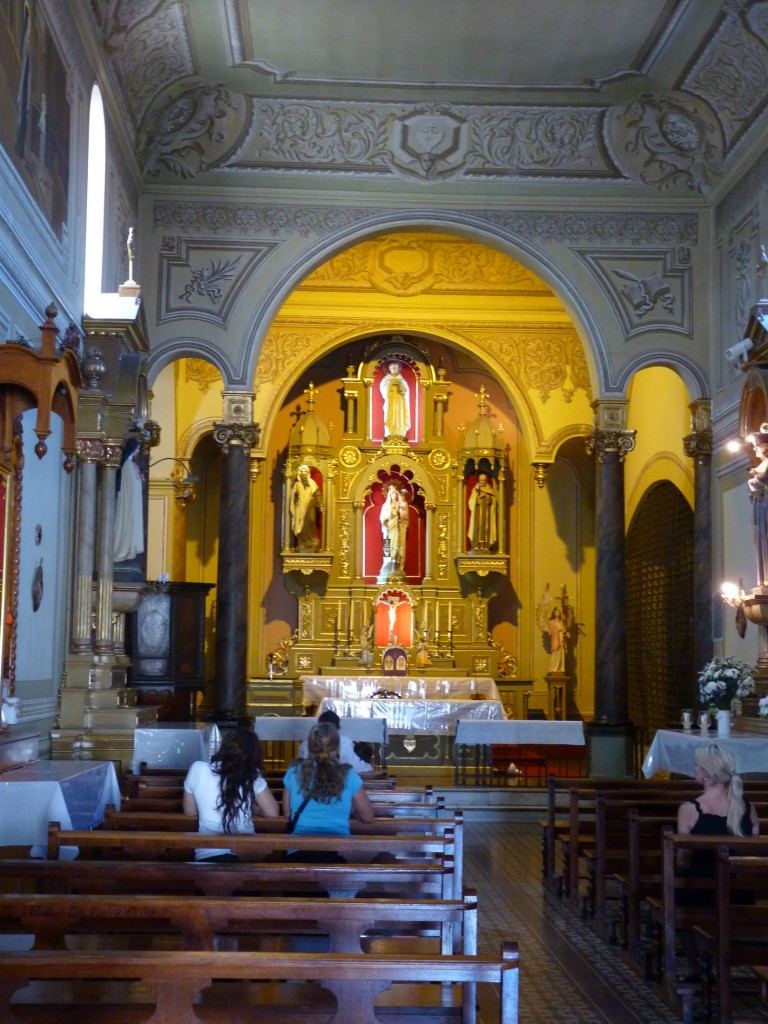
[661,832,768,1006]
[0,855,454,900]
[45,824,459,896]
[587,793,689,934]
[0,943,520,1024]
[693,852,768,1024]
[620,804,768,966]
[99,810,464,895]
[120,793,446,817]
[0,889,477,955]
[562,780,696,910]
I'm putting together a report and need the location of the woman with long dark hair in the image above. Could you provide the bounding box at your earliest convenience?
[282,720,374,853]
[183,726,280,861]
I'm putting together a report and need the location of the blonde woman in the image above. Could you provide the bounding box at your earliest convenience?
[282,721,374,859]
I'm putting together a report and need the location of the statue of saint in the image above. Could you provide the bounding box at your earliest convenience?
[467,472,497,552]
[749,425,768,586]
[380,361,410,438]
[548,607,567,674]
[114,440,145,563]
[290,464,321,550]
[380,485,409,574]
[415,638,432,668]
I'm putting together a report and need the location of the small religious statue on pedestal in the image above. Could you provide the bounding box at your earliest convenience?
[415,637,432,668]
[535,585,576,719]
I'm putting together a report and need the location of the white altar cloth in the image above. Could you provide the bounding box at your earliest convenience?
[131,723,222,774]
[642,728,768,778]
[0,760,121,857]
[319,696,504,734]
[302,675,501,703]
[454,719,585,746]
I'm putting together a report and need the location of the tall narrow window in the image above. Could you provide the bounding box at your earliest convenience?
[83,83,105,309]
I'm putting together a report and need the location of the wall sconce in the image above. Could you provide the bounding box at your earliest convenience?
[149,457,198,509]
[722,579,748,637]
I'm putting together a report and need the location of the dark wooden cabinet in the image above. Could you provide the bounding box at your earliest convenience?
[127,582,214,720]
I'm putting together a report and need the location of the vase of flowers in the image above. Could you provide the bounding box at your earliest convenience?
[698,656,754,736]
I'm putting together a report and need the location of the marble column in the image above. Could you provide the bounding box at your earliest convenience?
[586,401,635,775]
[94,442,122,655]
[683,400,713,677]
[212,414,259,724]
[71,439,102,653]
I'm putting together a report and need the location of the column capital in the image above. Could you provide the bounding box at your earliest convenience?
[75,438,104,463]
[213,421,260,451]
[101,442,123,469]
[587,399,635,463]
[586,429,636,463]
[683,430,713,460]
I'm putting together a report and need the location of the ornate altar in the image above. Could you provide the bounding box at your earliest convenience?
[279,335,510,680]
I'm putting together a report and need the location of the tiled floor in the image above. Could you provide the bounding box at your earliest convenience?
[465,821,682,1024]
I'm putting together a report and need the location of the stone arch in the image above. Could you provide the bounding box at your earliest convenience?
[250,227,599,465]
[242,213,606,398]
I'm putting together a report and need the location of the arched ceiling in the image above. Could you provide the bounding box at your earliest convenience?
[76,0,768,195]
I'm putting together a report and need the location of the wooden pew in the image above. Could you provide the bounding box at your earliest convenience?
[620,804,768,964]
[562,780,696,910]
[0,889,478,955]
[619,810,676,960]
[121,793,446,817]
[45,825,459,896]
[99,809,464,895]
[0,943,520,1024]
[661,831,768,1005]
[0,855,454,900]
[694,852,768,1024]
[588,793,689,934]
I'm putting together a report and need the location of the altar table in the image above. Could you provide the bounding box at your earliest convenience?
[454,719,586,746]
[131,722,222,774]
[454,719,586,786]
[0,760,121,857]
[642,728,768,778]
[302,675,502,703]
[303,675,504,735]
[318,696,504,735]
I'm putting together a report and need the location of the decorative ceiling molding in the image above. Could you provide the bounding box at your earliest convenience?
[574,247,692,339]
[302,237,554,297]
[83,1,768,191]
[89,0,194,129]
[157,235,281,328]
[681,3,768,151]
[152,199,699,247]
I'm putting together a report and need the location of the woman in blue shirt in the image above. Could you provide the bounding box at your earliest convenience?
[282,721,374,857]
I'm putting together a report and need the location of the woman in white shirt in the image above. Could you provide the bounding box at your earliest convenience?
[183,727,280,860]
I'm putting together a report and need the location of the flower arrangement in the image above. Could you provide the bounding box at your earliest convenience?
[698,656,754,711]
[759,695,768,718]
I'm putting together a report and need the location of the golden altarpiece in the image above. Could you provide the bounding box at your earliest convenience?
[274,336,510,692]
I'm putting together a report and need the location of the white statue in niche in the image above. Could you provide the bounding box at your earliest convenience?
[380,361,410,438]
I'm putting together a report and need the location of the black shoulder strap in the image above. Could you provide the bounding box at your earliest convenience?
[287,793,311,833]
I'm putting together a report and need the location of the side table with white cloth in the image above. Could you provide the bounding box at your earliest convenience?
[454,719,586,785]
[642,728,768,778]
[131,722,222,774]
[0,760,121,857]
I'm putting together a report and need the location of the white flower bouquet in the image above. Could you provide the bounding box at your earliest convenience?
[698,656,754,711]
[759,695,768,718]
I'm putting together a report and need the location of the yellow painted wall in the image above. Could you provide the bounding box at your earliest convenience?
[625,366,694,524]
